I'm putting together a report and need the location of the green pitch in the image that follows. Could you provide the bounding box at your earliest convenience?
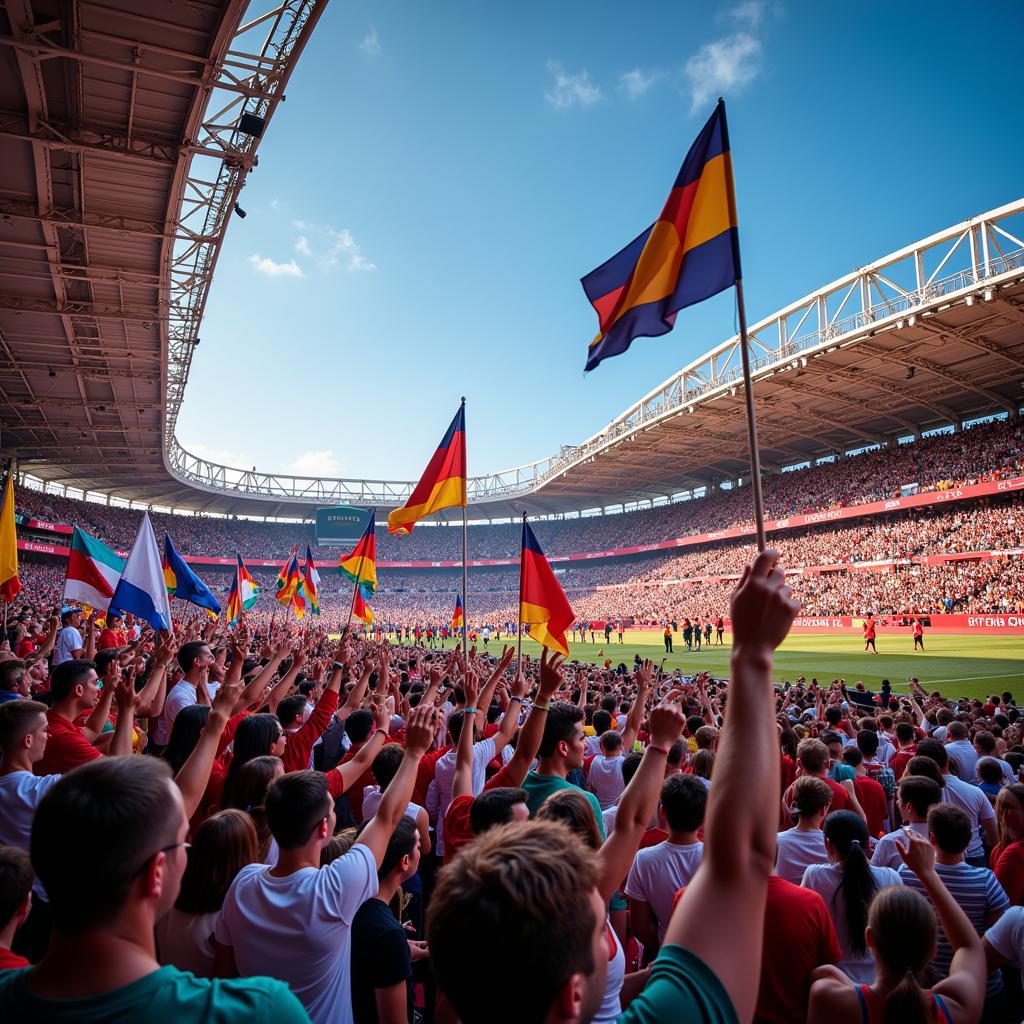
[375,630,1024,703]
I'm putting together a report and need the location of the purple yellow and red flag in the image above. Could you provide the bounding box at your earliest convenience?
[451,593,464,633]
[339,515,377,598]
[303,544,321,616]
[275,545,302,607]
[387,406,466,535]
[519,521,574,657]
[582,99,740,371]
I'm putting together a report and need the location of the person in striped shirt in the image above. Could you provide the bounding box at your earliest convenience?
[897,803,1008,1007]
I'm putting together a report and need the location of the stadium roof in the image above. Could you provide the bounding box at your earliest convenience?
[2,5,1023,521]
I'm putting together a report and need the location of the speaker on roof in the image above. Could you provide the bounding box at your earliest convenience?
[238,113,265,138]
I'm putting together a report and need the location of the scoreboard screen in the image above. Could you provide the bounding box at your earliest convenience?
[314,506,373,547]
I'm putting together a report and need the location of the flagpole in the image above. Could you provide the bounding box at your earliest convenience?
[720,96,767,552]
[460,396,468,660]
[345,533,366,636]
[516,511,525,677]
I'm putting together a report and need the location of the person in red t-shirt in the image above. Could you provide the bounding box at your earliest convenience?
[862,615,877,654]
[887,721,919,782]
[36,659,136,776]
[673,874,841,1024]
[0,847,33,970]
[842,747,889,837]
[96,612,128,652]
[782,739,865,828]
[991,784,1024,905]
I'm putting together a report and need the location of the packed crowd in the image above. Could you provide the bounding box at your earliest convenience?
[16,415,1024,563]
[1,549,1022,1023]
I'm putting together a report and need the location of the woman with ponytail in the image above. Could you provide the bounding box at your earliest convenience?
[801,810,903,983]
[807,830,985,1024]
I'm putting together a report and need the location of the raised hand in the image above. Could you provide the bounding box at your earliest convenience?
[463,667,479,709]
[647,699,686,749]
[729,550,800,652]
[210,679,242,727]
[114,666,140,716]
[405,704,442,757]
[538,648,565,700]
[895,826,936,876]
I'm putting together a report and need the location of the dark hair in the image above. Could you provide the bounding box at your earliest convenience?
[894,722,916,743]
[228,714,282,780]
[856,729,879,757]
[927,804,971,855]
[904,756,944,789]
[621,750,644,786]
[797,738,830,774]
[823,810,875,955]
[536,789,603,850]
[537,702,583,758]
[898,775,943,819]
[592,709,612,735]
[346,710,375,744]
[694,725,717,750]
[427,820,598,1023]
[0,699,47,751]
[220,755,281,861]
[448,708,474,744]
[686,715,705,737]
[691,749,715,781]
[599,730,622,753]
[974,730,997,754]
[791,775,832,818]
[371,743,404,789]
[265,770,332,849]
[667,738,686,768]
[842,746,863,768]
[977,757,1003,786]
[0,658,26,694]
[175,810,258,914]
[469,787,527,835]
[162,704,211,776]
[177,641,208,673]
[92,649,119,676]
[914,738,948,770]
[0,845,32,927]
[50,659,97,702]
[661,774,708,833]
[947,721,968,741]
[379,815,419,880]
[868,886,937,1024]
[277,694,308,729]
[32,757,178,932]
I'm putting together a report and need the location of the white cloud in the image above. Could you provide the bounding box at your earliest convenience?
[294,235,311,256]
[288,220,375,271]
[269,197,280,211]
[684,32,761,113]
[726,0,765,28]
[545,61,601,110]
[619,69,659,100]
[359,24,380,56]
[287,450,342,477]
[248,253,304,278]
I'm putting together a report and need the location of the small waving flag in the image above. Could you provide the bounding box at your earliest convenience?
[387,405,466,535]
[63,527,124,611]
[275,546,302,608]
[582,100,740,371]
[163,534,220,616]
[519,521,574,657]
[109,513,172,631]
[226,554,260,625]
[451,593,464,633]
[339,514,377,598]
[352,586,375,625]
[303,543,321,615]
[0,471,20,603]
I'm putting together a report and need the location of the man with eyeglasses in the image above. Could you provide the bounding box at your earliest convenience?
[0,756,309,1022]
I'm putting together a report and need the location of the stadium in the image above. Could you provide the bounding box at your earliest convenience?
[1,2,1023,1022]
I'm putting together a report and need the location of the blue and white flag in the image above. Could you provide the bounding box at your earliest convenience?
[109,512,172,630]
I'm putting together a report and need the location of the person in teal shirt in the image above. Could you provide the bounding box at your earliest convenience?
[426,550,802,1024]
[521,702,606,840]
[0,757,308,1024]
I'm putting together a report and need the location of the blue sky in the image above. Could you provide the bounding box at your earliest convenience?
[176,0,1024,481]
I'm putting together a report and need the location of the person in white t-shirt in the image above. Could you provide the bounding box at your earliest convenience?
[214,703,440,1024]
[52,608,84,667]
[871,774,942,869]
[775,774,831,885]
[985,904,1024,971]
[945,722,980,782]
[0,700,61,961]
[154,641,215,747]
[624,773,707,958]
[587,730,627,810]
[802,809,903,984]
